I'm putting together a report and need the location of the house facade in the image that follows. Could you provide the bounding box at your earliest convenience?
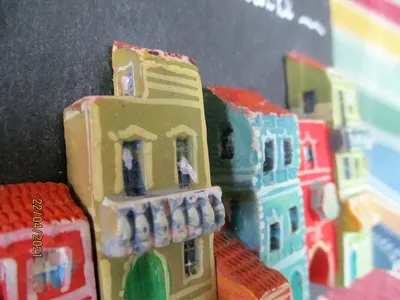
[298,120,339,286]
[285,52,379,287]
[204,87,309,300]
[0,183,96,300]
[64,43,225,300]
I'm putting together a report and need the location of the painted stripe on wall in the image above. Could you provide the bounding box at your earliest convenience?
[332,29,400,103]
[330,0,400,56]
[366,143,400,194]
[352,0,400,27]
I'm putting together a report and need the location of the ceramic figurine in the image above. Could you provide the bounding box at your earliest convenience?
[0,182,97,299]
[285,52,379,287]
[64,41,225,300]
[373,223,400,273]
[214,231,292,300]
[298,120,339,286]
[203,87,309,300]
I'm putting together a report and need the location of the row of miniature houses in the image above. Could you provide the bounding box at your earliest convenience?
[0,41,397,300]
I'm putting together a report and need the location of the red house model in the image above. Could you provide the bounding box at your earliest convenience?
[298,120,340,286]
[0,182,96,300]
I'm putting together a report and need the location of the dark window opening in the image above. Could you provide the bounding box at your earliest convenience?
[184,239,199,276]
[283,138,293,166]
[123,140,146,196]
[263,140,274,175]
[304,145,315,169]
[289,207,299,233]
[177,137,191,188]
[270,222,280,252]
[303,91,316,114]
[220,125,234,159]
[344,157,351,180]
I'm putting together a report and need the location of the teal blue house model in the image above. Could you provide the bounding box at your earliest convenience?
[203,87,309,300]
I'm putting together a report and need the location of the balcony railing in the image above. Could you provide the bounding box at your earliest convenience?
[100,186,225,257]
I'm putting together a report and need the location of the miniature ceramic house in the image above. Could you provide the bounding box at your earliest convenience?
[285,52,371,200]
[335,192,381,287]
[372,223,400,272]
[0,182,96,300]
[203,87,309,300]
[214,231,292,300]
[298,120,339,286]
[64,42,225,300]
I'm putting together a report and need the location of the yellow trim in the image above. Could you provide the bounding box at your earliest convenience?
[182,238,205,286]
[142,60,201,79]
[330,0,400,57]
[100,259,112,300]
[147,81,200,98]
[166,125,199,186]
[147,71,201,88]
[91,104,104,202]
[117,125,158,141]
[114,142,123,193]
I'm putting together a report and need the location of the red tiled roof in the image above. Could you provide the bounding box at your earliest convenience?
[214,231,290,299]
[287,52,326,71]
[0,183,87,233]
[208,86,290,116]
[113,41,197,66]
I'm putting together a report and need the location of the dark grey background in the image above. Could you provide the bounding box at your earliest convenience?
[0,0,332,184]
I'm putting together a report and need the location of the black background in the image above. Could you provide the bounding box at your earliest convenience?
[0,0,332,184]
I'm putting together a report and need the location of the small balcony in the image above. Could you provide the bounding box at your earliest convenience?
[330,127,372,153]
[100,186,225,257]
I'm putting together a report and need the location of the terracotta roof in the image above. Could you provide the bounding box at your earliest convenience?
[214,231,291,299]
[287,52,326,71]
[207,86,290,116]
[112,41,197,66]
[0,183,87,233]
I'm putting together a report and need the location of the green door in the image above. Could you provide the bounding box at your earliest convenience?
[124,251,170,300]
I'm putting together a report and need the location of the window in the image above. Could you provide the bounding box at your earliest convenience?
[117,61,135,96]
[184,239,199,277]
[176,137,191,188]
[122,140,146,196]
[269,222,280,252]
[343,157,351,180]
[289,207,299,233]
[220,125,234,159]
[303,91,316,114]
[283,138,293,166]
[263,140,274,175]
[303,145,315,169]
[32,248,71,293]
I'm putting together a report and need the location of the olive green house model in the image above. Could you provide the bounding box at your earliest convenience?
[63,42,225,300]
